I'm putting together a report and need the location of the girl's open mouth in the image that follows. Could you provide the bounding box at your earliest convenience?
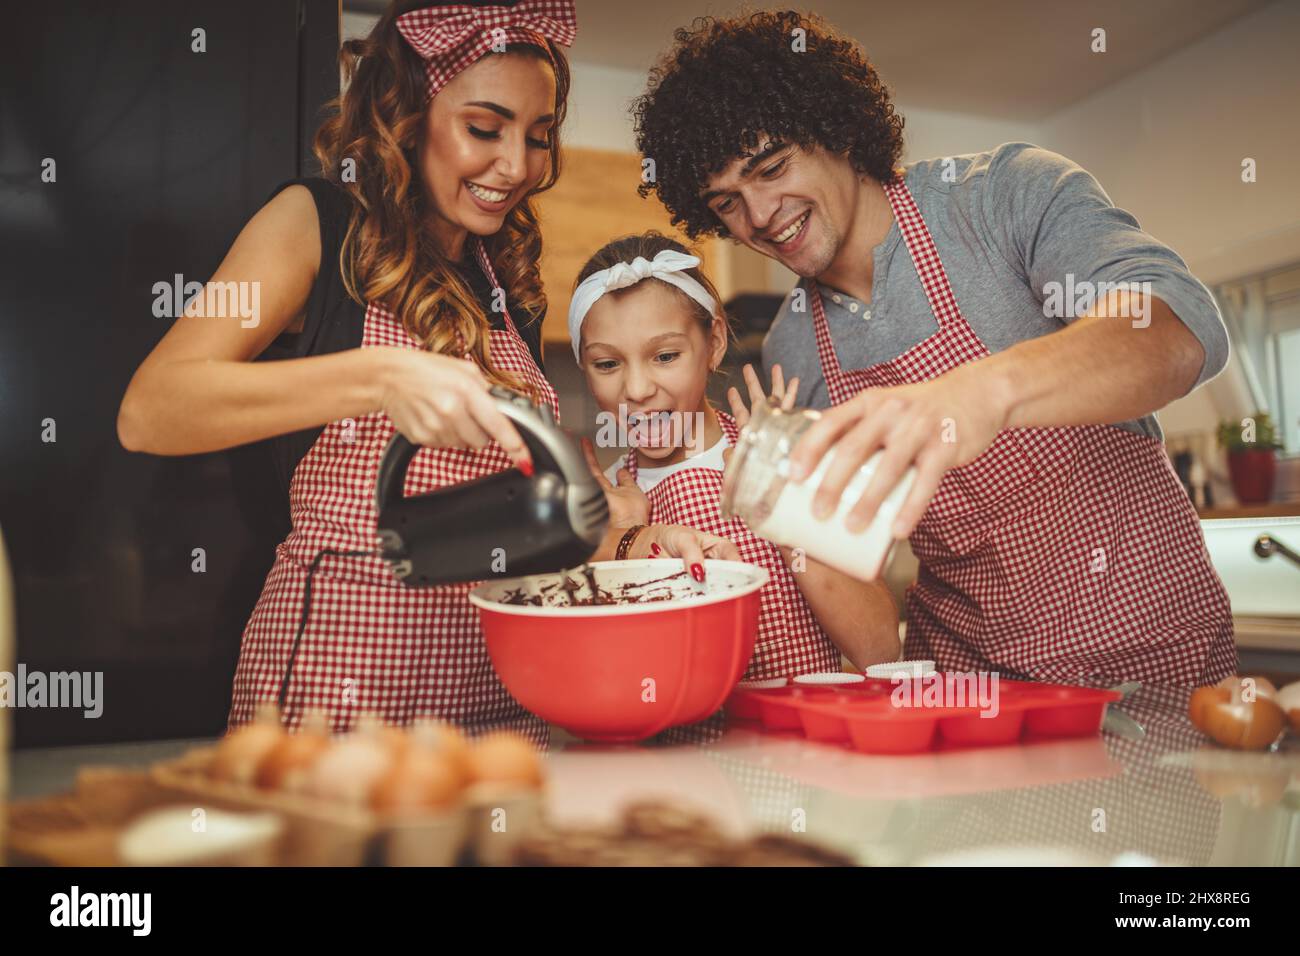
[627,410,678,449]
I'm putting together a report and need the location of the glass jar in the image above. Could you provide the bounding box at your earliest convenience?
[721,400,916,581]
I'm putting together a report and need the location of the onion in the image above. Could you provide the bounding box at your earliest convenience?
[1215,675,1278,704]
[1190,685,1286,751]
[1188,686,1226,730]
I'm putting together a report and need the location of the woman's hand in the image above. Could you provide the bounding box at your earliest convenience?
[378,348,531,470]
[628,524,741,582]
[582,437,650,528]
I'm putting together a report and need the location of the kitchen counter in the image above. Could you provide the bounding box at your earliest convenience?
[9,686,1298,866]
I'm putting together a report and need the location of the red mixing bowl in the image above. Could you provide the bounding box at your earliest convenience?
[470,559,768,742]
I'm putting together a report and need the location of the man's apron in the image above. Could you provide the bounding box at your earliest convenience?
[807,179,1235,686]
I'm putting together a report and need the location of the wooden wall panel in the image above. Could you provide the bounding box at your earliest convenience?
[534,146,719,343]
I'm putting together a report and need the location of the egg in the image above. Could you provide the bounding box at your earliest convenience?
[211,707,285,785]
[303,718,398,805]
[410,719,471,781]
[254,712,331,791]
[370,745,464,815]
[466,732,544,789]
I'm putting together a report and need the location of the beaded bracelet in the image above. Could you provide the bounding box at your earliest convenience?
[615,524,646,561]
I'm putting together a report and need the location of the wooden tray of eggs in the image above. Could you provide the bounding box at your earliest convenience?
[6,710,545,867]
[148,708,546,866]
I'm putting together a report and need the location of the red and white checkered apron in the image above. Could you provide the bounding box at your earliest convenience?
[809,180,1235,687]
[625,411,842,679]
[228,239,553,742]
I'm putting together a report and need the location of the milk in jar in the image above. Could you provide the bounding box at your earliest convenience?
[721,401,916,581]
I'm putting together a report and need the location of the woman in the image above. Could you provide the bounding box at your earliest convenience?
[116,0,736,742]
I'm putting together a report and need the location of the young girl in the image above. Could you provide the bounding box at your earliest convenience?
[572,232,900,678]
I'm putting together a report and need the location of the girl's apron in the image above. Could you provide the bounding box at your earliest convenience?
[228,239,555,741]
[625,412,842,679]
[808,179,1235,687]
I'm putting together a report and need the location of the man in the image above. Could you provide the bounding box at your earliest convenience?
[632,10,1234,685]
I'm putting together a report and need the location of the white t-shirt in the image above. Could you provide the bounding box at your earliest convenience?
[603,435,731,493]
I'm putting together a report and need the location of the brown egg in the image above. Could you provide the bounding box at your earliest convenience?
[370,747,464,814]
[303,724,397,805]
[466,732,544,789]
[211,717,284,785]
[254,713,331,791]
[410,719,471,780]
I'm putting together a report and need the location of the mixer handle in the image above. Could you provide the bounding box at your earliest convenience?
[375,432,421,517]
[374,388,557,517]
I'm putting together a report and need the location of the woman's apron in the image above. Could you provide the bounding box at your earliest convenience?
[808,179,1235,687]
[228,239,555,741]
[625,411,842,679]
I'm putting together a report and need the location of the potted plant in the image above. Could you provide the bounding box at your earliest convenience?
[1216,412,1282,504]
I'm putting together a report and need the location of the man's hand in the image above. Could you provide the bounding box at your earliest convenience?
[582,437,650,528]
[788,361,1011,538]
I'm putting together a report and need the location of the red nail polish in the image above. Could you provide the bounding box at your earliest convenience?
[650,543,662,556]
[690,563,705,583]
[517,458,534,477]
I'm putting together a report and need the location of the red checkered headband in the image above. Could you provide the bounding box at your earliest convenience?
[395,1,578,102]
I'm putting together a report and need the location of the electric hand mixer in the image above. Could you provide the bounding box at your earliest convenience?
[374,387,610,586]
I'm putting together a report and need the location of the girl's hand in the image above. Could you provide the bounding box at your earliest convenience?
[582,437,650,528]
[723,363,799,470]
[629,524,741,582]
[379,349,531,471]
[726,363,800,429]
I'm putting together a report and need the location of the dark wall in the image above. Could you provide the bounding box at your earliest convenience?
[0,0,339,747]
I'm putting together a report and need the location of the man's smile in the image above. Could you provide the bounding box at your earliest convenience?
[763,209,811,254]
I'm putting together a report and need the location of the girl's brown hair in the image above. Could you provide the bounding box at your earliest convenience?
[312,1,571,396]
[575,231,730,342]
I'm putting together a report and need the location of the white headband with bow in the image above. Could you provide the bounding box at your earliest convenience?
[567,250,718,361]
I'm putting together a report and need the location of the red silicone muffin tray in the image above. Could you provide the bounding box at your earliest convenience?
[725,676,1121,754]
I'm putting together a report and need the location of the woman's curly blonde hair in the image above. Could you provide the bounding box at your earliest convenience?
[312,1,570,397]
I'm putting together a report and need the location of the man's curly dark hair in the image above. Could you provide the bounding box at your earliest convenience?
[633,10,905,239]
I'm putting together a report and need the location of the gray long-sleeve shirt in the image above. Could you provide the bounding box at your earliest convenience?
[761,142,1228,441]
